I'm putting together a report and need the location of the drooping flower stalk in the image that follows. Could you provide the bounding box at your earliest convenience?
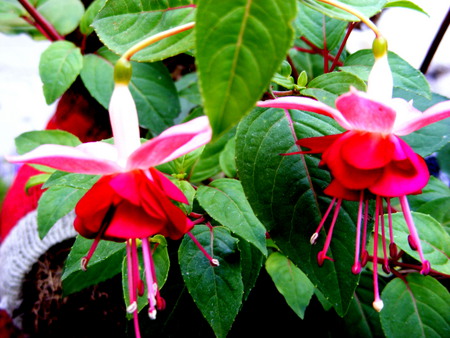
[257,36,450,311]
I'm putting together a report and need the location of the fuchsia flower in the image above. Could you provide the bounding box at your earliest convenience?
[7,59,213,336]
[258,42,450,311]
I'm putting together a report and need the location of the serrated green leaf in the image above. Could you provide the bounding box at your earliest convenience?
[14,129,81,155]
[179,225,242,338]
[301,71,366,107]
[407,176,450,211]
[39,41,83,104]
[62,235,126,296]
[235,107,359,316]
[341,50,431,99]
[265,252,315,319]
[386,212,450,274]
[196,0,297,140]
[197,179,267,256]
[237,238,264,301]
[80,50,181,135]
[219,136,237,178]
[295,1,348,50]
[93,1,195,62]
[300,0,385,21]
[380,274,450,337]
[37,186,87,239]
[43,170,99,189]
[37,0,84,35]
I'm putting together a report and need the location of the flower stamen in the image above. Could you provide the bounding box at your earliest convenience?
[187,231,220,266]
[311,197,337,244]
[317,199,342,266]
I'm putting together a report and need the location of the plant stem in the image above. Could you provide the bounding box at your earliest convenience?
[18,0,63,41]
[330,22,356,72]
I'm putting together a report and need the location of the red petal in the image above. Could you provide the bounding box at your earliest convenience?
[296,133,342,153]
[340,132,395,169]
[324,180,361,201]
[149,168,188,204]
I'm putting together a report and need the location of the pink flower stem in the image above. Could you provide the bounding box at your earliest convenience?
[380,200,390,273]
[372,196,383,312]
[187,232,219,266]
[141,238,157,319]
[386,198,398,258]
[126,240,138,313]
[352,192,364,274]
[317,199,342,265]
[399,196,430,274]
[360,199,370,266]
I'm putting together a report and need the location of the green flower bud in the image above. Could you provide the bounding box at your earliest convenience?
[114,57,132,84]
[372,36,388,58]
[278,60,292,77]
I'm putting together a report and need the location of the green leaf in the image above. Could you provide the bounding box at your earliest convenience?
[37,0,85,35]
[219,136,237,178]
[300,0,385,21]
[237,238,264,302]
[380,274,450,337]
[235,107,359,316]
[122,237,170,317]
[301,71,366,107]
[62,236,126,296]
[295,1,348,51]
[387,212,450,274]
[93,1,195,62]
[179,225,242,338]
[265,252,315,319]
[197,179,268,256]
[171,179,196,215]
[385,1,428,15]
[80,50,181,135]
[437,142,450,176]
[196,0,297,140]
[407,176,450,211]
[39,41,83,104]
[37,186,86,239]
[79,0,107,35]
[341,50,431,100]
[14,129,81,155]
[43,171,99,190]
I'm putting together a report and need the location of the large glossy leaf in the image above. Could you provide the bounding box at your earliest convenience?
[341,50,431,100]
[265,252,315,319]
[295,1,348,51]
[387,212,450,275]
[196,0,297,140]
[39,41,83,104]
[80,49,181,135]
[62,235,126,296]
[235,107,360,316]
[197,179,268,255]
[380,274,450,337]
[300,0,385,21]
[179,225,242,338]
[36,0,85,36]
[93,0,195,62]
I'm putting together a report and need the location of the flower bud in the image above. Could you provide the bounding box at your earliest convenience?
[114,57,132,84]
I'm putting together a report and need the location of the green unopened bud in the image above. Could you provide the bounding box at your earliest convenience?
[372,36,388,59]
[278,60,292,77]
[297,71,308,87]
[114,57,132,84]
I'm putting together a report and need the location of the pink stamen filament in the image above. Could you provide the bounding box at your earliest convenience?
[361,199,370,266]
[311,197,337,244]
[317,199,342,265]
[142,238,158,319]
[352,191,364,274]
[380,200,390,274]
[187,232,219,266]
[386,198,398,258]
[399,196,430,274]
[131,239,144,296]
[372,196,384,312]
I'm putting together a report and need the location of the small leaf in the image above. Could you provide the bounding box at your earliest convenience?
[39,41,83,104]
[300,0,385,21]
[179,225,242,338]
[37,0,85,35]
[37,186,87,239]
[196,0,297,139]
[265,252,315,319]
[79,0,106,35]
[62,236,126,296]
[43,171,100,190]
[387,212,450,274]
[15,130,81,155]
[380,274,450,337]
[385,1,428,15]
[93,1,195,62]
[197,179,267,256]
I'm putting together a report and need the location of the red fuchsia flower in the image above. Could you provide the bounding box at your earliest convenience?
[257,39,450,311]
[7,58,214,336]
